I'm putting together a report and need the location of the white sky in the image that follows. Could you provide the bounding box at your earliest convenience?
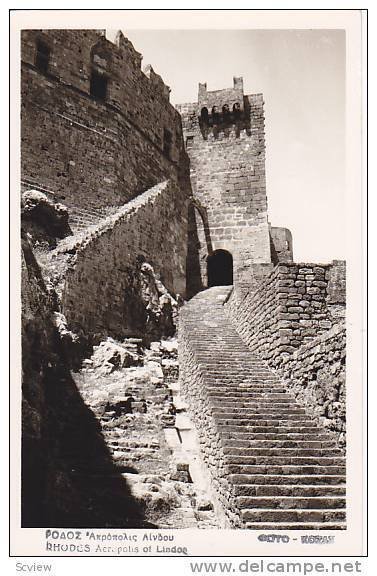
[109,29,345,263]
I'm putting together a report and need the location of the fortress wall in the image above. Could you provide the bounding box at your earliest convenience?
[47,180,188,341]
[279,322,346,444]
[225,261,345,368]
[21,30,187,222]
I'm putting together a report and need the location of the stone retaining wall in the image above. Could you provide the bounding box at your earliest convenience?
[278,323,346,445]
[21,234,148,527]
[45,180,188,342]
[225,261,346,444]
[178,316,237,527]
[225,262,344,368]
[178,333,232,527]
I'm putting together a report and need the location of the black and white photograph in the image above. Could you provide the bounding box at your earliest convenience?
[9,9,365,559]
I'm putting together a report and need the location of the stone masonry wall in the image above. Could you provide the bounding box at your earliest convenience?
[279,323,346,445]
[178,308,235,528]
[225,262,346,444]
[45,180,188,342]
[21,30,188,228]
[225,262,344,369]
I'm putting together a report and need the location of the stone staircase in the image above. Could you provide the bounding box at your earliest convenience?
[179,286,346,529]
[74,338,219,529]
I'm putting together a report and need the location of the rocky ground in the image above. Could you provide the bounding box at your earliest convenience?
[73,336,219,529]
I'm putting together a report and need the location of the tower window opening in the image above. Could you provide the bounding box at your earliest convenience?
[211,106,220,125]
[233,102,241,120]
[200,107,209,125]
[90,69,108,101]
[35,40,50,74]
[222,104,230,122]
[163,128,172,158]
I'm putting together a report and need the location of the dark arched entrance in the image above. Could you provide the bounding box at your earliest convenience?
[207,250,233,287]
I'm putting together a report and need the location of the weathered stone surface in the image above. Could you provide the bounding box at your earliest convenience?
[178,80,292,293]
[225,262,345,369]
[43,181,188,343]
[75,335,218,528]
[90,338,141,373]
[21,30,189,231]
[279,324,346,447]
[21,190,72,248]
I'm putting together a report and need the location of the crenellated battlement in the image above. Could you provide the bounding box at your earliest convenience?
[21,29,172,104]
[21,29,187,218]
[198,76,245,114]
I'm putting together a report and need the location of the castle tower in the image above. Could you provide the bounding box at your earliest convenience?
[177,78,292,296]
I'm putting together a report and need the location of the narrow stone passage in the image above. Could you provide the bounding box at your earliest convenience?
[179,287,346,529]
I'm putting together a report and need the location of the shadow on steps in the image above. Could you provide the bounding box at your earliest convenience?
[21,234,154,528]
[22,362,156,529]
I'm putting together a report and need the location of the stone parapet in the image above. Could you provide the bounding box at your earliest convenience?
[279,322,346,446]
[44,180,188,342]
[225,262,345,368]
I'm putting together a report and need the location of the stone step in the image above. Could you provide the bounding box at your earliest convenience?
[199,358,272,365]
[235,496,346,510]
[240,509,346,523]
[207,392,292,400]
[205,385,289,393]
[200,372,281,380]
[225,456,345,466]
[217,420,317,428]
[206,389,291,397]
[210,401,299,409]
[212,409,308,424]
[107,445,159,453]
[243,523,346,530]
[229,474,346,486]
[212,407,306,415]
[210,400,295,407]
[204,372,279,380]
[180,287,346,529]
[214,411,311,419]
[227,464,346,475]
[221,432,335,441]
[222,447,342,457]
[233,484,346,497]
[195,357,270,366]
[217,425,322,434]
[221,439,338,449]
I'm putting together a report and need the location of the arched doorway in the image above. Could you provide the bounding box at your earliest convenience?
[207,250,233,287]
